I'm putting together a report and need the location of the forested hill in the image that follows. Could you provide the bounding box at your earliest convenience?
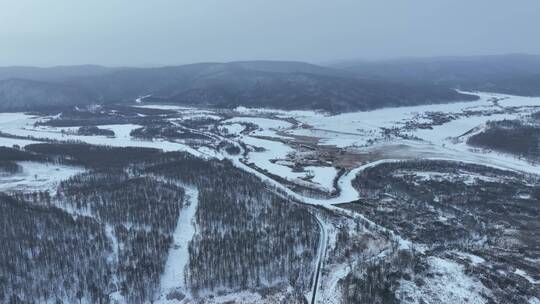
[335,54,540,96]
[0,60,477,113]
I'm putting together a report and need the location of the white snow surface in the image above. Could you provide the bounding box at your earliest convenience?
[304,165,338,191]
[219,123,245,135]
[515,269,540,284]
[0,161,84,193]
[241,135,304,179]
[158,187,199,302]
[397,257,491,304]
[530,297,540,304]
[0,113,205,157]
[225,116,293,138]
[453,251,486,266]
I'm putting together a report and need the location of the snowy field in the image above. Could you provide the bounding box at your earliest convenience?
[0,112,205,156]
[1,92,539,202]
[223,116,338,192]
[396,257,492,304]
[230,92,540,185]
[0,161,84,193]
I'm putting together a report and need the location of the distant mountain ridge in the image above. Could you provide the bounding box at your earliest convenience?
[0,59,486,112]
[0,78,94,111]
[0,65,116,82]
[334,54,540,96]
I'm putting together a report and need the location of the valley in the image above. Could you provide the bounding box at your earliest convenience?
[0,91,539,303]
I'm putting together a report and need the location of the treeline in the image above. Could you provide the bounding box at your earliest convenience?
[25,143,162,168]
[467,119,540,161]
[0,146,43,162]
[0,161,21,174]
[130,124,211,141]
[0,146,44,174]
[34,105,176,128]
[77,126,115,137]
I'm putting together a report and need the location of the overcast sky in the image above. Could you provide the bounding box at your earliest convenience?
[1,0,539,66]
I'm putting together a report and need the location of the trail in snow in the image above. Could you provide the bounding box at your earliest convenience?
[158,187,199,302]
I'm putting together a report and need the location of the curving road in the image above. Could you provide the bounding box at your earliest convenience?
[309,214,328,304]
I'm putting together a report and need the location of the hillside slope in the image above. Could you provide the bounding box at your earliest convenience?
[336,54,540,96]
[0,61,478,112]
[0,79,95,111]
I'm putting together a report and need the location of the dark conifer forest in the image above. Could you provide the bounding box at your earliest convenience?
[0,144,319,303]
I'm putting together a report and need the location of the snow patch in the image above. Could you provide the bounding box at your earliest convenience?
[0,161,84,193]
[397,257,491,304]
[158,187,199,303]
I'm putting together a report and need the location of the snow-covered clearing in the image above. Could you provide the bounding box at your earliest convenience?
[315,263,348,304]
[134,104,221,119]
[158,187,199,303]
[185,288,299,304]
[530,297,540,304]
[241,136,301,177]
[223,116,341,192]
[396,257,492,304]
[395,169,505,185]
[0,113,207,157]
[225,116,292,138]
[515,269,540,284]
[453,251,486,266]
[304,166,338,191]
[0,161,84,193]
[282,91,535,148]
[134,104,204,111]
[218,123,245,135]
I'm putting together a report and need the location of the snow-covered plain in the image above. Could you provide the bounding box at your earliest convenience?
[288,92,535,147]
[225,116,292,138]
[0,113,206,157]
[233,92,540,180]
[1,92,539,203]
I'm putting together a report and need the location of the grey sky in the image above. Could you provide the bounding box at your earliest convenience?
[1,0,539,66]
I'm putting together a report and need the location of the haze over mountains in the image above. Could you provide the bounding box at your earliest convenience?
[1,54,539,113]
[336,54,540,96]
